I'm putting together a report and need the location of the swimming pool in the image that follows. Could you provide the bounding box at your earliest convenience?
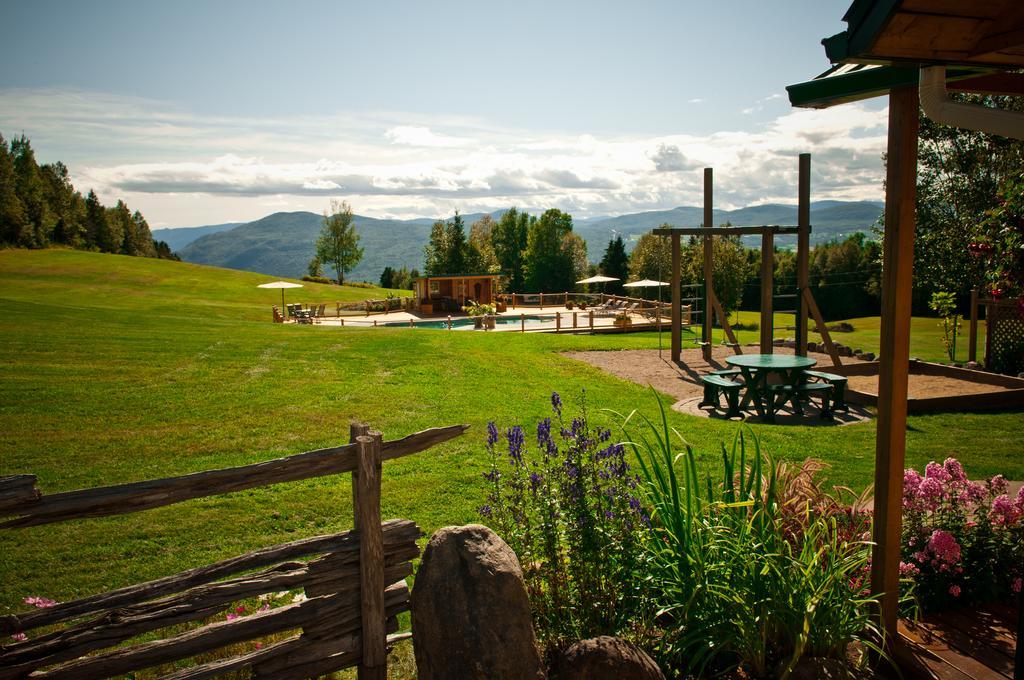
[385,315,550,330]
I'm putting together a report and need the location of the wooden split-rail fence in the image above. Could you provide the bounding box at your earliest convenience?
[0,422,468,680]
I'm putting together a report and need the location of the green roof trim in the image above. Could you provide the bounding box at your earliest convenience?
[838,0,902,60]
[787,63,985,109]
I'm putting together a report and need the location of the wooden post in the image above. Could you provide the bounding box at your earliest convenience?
[796,153,811,357]
[564,292,568,306]
[354,432,386,680]
[760,230,774,354]
[671,232,682,361]
[871,85,919,650]
[340,318,345,327]
[703,168,714,361]
[521,313,525,333]
[969,288,978,363]
[349,423,370,527]
[573,311,578,329]
[589,310,594,331]
[803,288,843,368]
[556,312,561,332]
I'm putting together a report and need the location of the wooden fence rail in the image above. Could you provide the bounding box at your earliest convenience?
[0,423,467,679]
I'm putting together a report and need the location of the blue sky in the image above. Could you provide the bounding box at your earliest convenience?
[0,0,887,227]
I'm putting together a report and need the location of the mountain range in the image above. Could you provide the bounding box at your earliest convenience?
[157,201,883,283]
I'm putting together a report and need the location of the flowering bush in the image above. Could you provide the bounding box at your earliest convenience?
[902,457,1024,612]
[479,391,649,651]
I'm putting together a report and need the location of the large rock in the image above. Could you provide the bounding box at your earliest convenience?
[557,636,665,680]
[411,524,545,680]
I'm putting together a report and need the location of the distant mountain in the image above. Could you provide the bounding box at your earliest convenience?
[152,223,242,252]
[177,201,883,283]
[575,201,884,257]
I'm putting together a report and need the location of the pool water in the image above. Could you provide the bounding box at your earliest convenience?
[385,315,549,330]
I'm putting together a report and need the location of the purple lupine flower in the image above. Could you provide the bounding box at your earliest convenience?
[483,469,500,482]
[478,505,493,518]
[598,428,611,443]
[507,425,525,465]
[487,421,499,448]
[529,472,542,493]
[551,392,562,416]
[605,510,614,519]
[629,496,641,512]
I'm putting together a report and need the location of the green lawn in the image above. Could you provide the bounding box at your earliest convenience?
[0,249,1020,615]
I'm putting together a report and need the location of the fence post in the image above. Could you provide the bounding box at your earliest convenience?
[340,318,345,327]
[589,310,594,331]
[556,312,561,332]
[354,431,386,680]
[521,313,525,333]
[447,315,452,330]
[969,288,978,363]
[573,312,577,329]
[564,292,568,306]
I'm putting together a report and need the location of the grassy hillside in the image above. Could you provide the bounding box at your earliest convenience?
[0,250,1017,615]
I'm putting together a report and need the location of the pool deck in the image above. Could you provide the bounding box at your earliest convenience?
[301,306,664,332]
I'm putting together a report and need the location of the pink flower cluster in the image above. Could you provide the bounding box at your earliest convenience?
[903,458,989,512]
[989,487,1024,526]
[23,596,57,608]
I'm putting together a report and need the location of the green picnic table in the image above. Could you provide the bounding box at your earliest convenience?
[725,354,817,421]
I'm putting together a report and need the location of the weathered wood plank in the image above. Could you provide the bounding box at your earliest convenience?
[2,519,419,634]
[28,583,409,680]
[0,475,40,513]
[159,634,304,680]
[803,287,844,368]
[0,425,467,528]
[356,432,386,680]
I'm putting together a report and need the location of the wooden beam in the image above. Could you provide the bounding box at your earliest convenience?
[949,72,1024,96]
[796,153,811,357]
[871,85,919,650]
[355,433,386,680]
[802,288,843,368]
[652,225,801,236]
[671,232,681,361]
[0,425,468,528]
[969,288,979,363]
[969,27,1024,59]
[760,232,774,354]
[710,291,741,354]
[703,168,713,361]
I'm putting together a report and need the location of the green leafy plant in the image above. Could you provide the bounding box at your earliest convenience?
[462,300,495,317]
[618,396,886,678]
[928,291,960,362]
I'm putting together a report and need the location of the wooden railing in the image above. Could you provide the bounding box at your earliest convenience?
[0,423,467,680]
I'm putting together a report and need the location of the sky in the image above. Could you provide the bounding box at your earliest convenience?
[0,0,889,228]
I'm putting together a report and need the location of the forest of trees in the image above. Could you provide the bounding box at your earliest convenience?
[0,133,175,259]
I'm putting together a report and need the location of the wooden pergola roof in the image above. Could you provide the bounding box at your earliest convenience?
[787,0,1024,109]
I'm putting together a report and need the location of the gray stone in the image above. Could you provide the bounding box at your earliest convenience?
[862,352,876,361]
[411,525,545,680]
[557,636,664,680]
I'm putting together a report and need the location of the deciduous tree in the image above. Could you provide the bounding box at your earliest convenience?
[316,199,363,284]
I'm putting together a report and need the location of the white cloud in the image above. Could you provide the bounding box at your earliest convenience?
[0,88,887,225]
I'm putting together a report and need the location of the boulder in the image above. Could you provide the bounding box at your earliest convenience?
[557,636,664,680]
[411,525,545,680]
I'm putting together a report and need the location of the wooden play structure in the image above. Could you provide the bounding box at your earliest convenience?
[654,154,843,367]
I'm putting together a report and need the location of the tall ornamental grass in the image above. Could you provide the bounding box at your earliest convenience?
[618,398,886,678]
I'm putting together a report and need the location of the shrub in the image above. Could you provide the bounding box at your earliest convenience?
[478,392,649,654]
[301,275,334,285]
[901,458,1024,612]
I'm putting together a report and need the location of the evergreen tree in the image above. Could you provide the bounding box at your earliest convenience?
[84,190,108,250]
[315,199,363,284]
[131,210,157,257]
[379,266,394,288]
[469,214,500,273]
[423,220,449,276]
[100,202,127,253]
[10,135,50,247]
[444,211,468,273]
[40,162,84,246]
[492,208,530,293]
[0,134,26,244]
[599,235,629,295]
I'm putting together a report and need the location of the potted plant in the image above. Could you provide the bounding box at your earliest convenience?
[462,300,496,329]
[566,299,575,310]
[613,311,632,328]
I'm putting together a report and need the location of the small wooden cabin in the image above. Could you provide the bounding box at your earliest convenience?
[413,274,502,314]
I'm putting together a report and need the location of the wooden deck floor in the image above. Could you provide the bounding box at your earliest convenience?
[898,604,1020,679]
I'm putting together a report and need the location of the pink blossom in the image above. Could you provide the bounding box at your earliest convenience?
[917,477,944,509]
[990,494,1019,526]
[10,633,27,642]
[254,642,264,650]
[989,475,1009,495]
[1012,578,1022,594]
[258,604,270,613]
[943,458,967,483]
[23,596,57,608]
[226,613,238,621]
[927,529,961,564]
[949,585,961,597]
[925,461,951,483]
[960,482,986,504]
[899,561,920,577]
[1015,486,1024,512]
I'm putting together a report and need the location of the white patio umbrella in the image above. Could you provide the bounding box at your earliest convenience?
[576,275,620,285]
[257,280,304,310]
[623,279,669,356]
